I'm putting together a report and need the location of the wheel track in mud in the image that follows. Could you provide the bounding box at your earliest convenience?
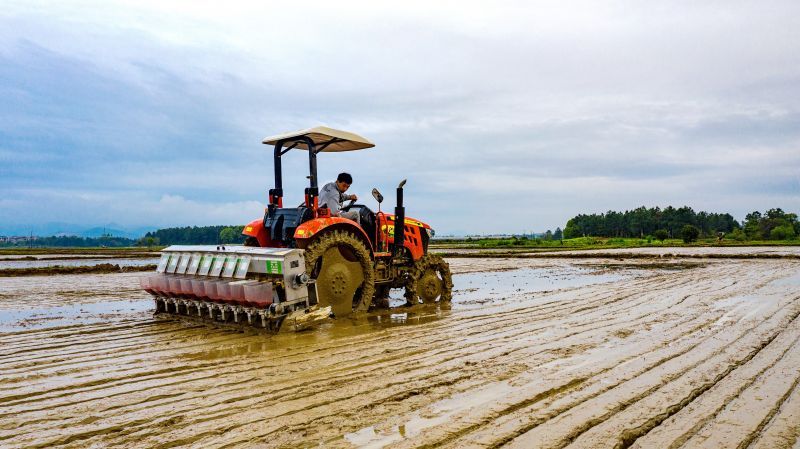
[410,270,800,448]
[0,258,798,448]
[628,319,800,449]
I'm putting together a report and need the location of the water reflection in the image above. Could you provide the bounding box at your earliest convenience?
[0,299,152,332]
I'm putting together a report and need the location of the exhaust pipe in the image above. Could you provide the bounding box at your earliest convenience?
[394,179,407,258]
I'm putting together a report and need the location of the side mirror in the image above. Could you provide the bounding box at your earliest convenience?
[372,188,384,204]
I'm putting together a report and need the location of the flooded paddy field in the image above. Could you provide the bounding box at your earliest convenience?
[0,248,799,448]
[0,253,159,277]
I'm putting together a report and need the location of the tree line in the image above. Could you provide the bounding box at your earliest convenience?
[142,225,246,246]
[0,235,139,248]
[563,206,797,241]
[0,225,247,248]
[741,208,798,240]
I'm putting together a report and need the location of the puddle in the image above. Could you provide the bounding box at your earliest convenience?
[343,380,516,448]
[366,308,449,328]
[0,298,153,332]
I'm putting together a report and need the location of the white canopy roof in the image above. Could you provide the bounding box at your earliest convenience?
[262,126,375,152]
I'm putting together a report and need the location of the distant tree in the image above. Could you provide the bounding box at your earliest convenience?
[219,227,239,244]
[726,228,746,241]
[544,230,553,240]
[740,209,799,240]
[770,224,796,240]
[653,229,669,241]
[553,227,563,240]
[563,222,581,239]
[681,225,700,243]
[147,225,244,245]
[11,235,137,248]
[139,236,160,249]
[743,211,763,239]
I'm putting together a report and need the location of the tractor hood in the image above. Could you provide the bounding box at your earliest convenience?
[384,214,431,230]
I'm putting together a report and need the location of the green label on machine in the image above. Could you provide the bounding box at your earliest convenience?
[265,260,283,274]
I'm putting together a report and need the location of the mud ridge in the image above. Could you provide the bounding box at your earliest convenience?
[614,309,800,449]
[0,263,157,277]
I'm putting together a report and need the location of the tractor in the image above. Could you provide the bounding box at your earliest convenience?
[141,127,452,329]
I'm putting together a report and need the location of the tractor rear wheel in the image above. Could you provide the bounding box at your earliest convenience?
[304,230,375,317]
[405,254,453,304]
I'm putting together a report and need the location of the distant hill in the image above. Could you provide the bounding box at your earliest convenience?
[0,223,155,239]
[79,226,152,239]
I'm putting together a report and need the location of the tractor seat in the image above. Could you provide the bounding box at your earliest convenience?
[345,204,376,240]
[264,206,314,245]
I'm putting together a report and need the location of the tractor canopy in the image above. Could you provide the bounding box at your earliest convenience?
[262,126,375,152]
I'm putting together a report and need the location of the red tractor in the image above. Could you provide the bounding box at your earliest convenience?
[240,126,452,317]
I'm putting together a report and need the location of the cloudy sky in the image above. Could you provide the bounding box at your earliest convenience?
[1,1,798,236]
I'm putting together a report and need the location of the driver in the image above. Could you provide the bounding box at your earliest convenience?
[320,172,360,226]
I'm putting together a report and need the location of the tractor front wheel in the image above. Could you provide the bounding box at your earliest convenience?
[405,254,453,304]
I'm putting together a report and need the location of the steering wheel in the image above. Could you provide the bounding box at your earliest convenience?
[340,198,357,212]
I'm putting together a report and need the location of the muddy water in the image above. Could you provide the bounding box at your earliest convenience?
[0,249,799,448]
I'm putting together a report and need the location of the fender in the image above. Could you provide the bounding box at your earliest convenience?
[241,218,271,247]
[294,217,374,253]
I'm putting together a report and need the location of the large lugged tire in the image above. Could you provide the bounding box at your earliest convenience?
[304,230,375,317]
[405,254,453,304]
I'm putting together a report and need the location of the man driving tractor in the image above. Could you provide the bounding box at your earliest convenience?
[320,172,360,225]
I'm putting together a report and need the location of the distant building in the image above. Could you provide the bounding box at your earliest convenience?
[1,235,37,244]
